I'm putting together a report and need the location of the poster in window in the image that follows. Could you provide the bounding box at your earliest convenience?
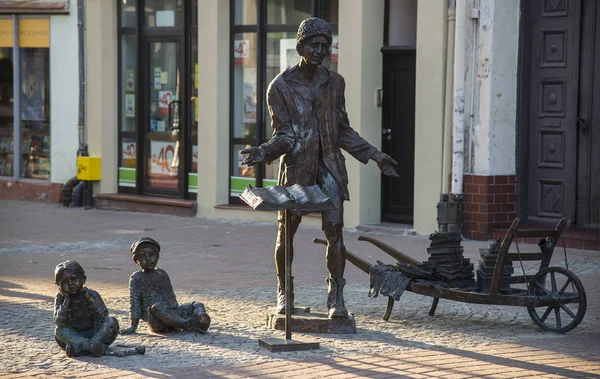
[331,35,339,63]
[20,49,47,122]
[158,90,172,114]
[243,67,256,123]
[125,67,135,92]
[153,67,162,90]
[125,93,135,118]
[233,40,249,64]
[279,38,299,72]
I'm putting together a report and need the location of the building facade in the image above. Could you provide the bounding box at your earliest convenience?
[0,0,78,201]
[2,0,597,248]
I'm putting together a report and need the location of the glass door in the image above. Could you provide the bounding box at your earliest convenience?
[141,38,184,197]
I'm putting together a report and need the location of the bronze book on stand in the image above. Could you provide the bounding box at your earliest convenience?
[240,184,336,212]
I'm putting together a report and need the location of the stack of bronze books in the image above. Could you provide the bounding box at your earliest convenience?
[419,232,476,289]
[476,239,514,293]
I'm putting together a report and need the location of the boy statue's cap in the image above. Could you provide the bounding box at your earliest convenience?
[130,237,161,255]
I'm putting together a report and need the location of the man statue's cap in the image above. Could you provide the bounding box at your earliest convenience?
[296,17,332,46]
[130,237,161,255]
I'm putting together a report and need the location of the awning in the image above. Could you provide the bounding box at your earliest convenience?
[0,0,69,14]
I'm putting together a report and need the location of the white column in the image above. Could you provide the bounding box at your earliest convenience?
[85,0,118,194]
[413,0,447,234]
[50,6,79,183]
[339,0,385,227]
[196,0,230,217]
[471,0,519,175]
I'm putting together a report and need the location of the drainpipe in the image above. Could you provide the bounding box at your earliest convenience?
[77,0,87,157]
[441,0,456,194]
[77,0,93,210]
[451,0,467,196]
[437,0,459,233]
[467,1,479,173]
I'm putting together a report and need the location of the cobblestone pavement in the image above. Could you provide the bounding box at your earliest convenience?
[1,200,599,378]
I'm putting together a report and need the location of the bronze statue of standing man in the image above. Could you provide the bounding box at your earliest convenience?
[242,17,399,318]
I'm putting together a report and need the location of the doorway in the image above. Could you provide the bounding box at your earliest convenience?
[117,0,198,200]
[381,0,417,223]
[381,48,416,223]
[519,0,600,231]
[140,37,184,197]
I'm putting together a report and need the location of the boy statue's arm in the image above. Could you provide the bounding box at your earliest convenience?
[53,293,70,326]
[120,274,142,334]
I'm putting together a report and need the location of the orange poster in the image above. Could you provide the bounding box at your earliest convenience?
[0,19,12,48]
[19,18,49,48]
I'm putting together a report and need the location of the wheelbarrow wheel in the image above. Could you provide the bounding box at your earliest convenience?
[526,267,586,333]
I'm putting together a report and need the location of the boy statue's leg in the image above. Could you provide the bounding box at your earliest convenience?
[90,316,119,346]
[147,303,186,332]
[191,302,211,332]
[55,326,105,357]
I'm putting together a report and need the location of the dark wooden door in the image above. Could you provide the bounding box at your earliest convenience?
[521,0,600,231]
[576,0,600,230]
[381,48,415,223]
[525,0,581,225]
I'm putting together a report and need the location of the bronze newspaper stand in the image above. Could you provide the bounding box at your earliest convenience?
[241,184,335,351]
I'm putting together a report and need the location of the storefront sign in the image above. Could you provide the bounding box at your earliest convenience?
[0,19,12,47]
[0,0,69,14]
[19,18,49,48]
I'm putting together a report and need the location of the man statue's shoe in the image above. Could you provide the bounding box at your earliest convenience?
[327,277,349,318]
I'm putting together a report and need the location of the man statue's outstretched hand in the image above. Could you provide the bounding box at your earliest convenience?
[372,151,399,177]
[240,147,265,167]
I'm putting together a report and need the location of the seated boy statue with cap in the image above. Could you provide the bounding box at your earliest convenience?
[120,237,211,334]
[53,260,119,357]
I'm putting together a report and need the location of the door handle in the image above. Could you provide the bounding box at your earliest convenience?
[577,116,588,134]
[382,128,392,140]
[168,100,182,131]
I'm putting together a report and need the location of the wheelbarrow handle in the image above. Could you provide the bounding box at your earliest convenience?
[357,235,421,266]
[313,238,371,274]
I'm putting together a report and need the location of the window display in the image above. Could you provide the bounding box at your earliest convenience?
[0,46,14,177]
[229,2,338,201]
[0,17,50,181]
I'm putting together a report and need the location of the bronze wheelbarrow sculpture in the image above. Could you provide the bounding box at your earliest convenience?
[315,218,586,333]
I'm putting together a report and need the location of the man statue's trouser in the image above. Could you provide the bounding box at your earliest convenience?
[274,163,348,318]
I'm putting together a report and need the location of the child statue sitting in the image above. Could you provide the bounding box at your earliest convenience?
[120,237,211,334]
[53,260,119,357]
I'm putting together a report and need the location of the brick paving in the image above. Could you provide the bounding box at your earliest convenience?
[0,199,599,378]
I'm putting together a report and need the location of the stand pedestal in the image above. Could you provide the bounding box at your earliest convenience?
[266,308,357,334]
[258,209,320,352]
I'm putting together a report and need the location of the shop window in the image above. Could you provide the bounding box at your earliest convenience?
[229,0,338,200]
[144,0,183,27]
[117,0,198,198]
[0,17,51,181]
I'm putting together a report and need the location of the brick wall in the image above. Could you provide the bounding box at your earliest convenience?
[463,175,517,240]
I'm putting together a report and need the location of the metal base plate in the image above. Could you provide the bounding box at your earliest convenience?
[267,309,357,334]
[258,337,320,352]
